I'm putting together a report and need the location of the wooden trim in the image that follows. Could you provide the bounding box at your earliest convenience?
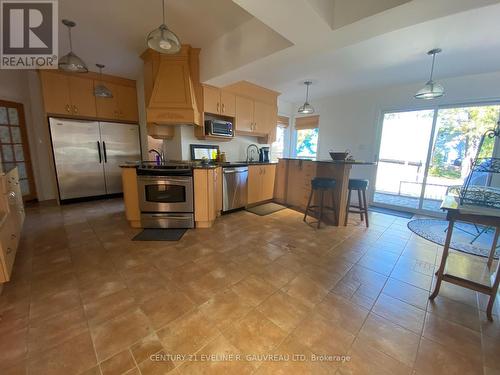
[0,100,37,201]
[295,115,319,130]
[277,115,289,128]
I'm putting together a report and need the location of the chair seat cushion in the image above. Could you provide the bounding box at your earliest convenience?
[312,177,336,190]
[349,179,369,190]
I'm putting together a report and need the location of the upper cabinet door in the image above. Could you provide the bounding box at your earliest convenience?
[116,84,139,122]
[39,71,72,115]
[220,90,235,117]
[95,82,119,120]
[235,96,254,132]
[253,101,273,134]
[203,85,220,115]
[68,76,97,117]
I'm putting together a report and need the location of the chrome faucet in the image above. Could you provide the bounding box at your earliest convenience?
[148,148,165,163]
[246,144,259,163]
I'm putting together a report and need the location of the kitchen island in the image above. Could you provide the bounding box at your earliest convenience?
[274,158,376,226]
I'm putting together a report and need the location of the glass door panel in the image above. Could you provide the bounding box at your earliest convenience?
[422,105,500,211]
[374,110,435,209]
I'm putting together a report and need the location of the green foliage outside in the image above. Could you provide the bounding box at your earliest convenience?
[429,106,499,180]
[296,128,319,158]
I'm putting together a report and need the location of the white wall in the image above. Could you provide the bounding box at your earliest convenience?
[302,70,500,200]
[0,70,57,201]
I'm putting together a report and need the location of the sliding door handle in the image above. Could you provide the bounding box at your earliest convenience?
[102,141,107,163]
[97,141,102,163]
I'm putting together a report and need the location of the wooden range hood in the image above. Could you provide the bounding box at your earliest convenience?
[141,45,202,136]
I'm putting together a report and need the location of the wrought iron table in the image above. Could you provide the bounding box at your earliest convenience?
[430,195,500,320]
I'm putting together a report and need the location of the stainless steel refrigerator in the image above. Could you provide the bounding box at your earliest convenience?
[49,118,141,201]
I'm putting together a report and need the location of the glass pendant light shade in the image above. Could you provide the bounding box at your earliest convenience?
[147,0,181,54]
[298,81,315,114]
[94,64,113,98]
[59,20,88,73]
[415,48,444,100]
[298,102,314,114]
[414,80,445,100]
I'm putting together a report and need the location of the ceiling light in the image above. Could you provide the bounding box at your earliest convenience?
[94,64,113,98]
[415,48,444,100]
[147,0,181,54]
[298,81,314,114]
[58,19,88,73]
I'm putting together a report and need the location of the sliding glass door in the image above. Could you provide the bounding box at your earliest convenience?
[374,104,500,215]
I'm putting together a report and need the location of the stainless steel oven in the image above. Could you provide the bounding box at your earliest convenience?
[137,164,194,228]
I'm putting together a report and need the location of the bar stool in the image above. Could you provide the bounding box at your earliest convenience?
[303,177,337,229]
[345,179,369,227]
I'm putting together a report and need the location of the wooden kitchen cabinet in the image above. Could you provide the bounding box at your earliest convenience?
[247,164,276,205]
[235,96,254,132]
[96,82,139,122]
[121,167,141,228]
[40,71,96,117]
[39,70,138,122]
[194,168,221,228]
[203,85,236,117]
[235,95,277,135]
[68,75,97,117]
[0,167,25,283]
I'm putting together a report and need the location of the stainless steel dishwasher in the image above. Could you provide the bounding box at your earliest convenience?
[222,166,248,212]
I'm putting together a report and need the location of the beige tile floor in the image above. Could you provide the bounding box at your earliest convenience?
[1,198,499,375]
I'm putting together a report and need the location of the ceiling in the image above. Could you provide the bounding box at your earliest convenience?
[205,0,500,102]
[58,0,254,77]
[57,0,500,103]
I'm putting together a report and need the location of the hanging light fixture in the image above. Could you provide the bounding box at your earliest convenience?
[58,19,88,73]
[414,48,444,100]
[298,81,314,114]
[147,0,181,54]
[94,64,113,98]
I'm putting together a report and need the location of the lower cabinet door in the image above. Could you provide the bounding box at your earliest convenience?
[261,165,276,201]
[247,166,262,205]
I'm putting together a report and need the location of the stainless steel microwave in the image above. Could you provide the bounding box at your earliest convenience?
[205,119,233,137]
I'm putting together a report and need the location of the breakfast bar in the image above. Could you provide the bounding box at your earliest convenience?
[274,158,376,226]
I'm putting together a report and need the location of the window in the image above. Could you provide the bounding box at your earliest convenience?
[270,126,285,161]
[296,128,319,159]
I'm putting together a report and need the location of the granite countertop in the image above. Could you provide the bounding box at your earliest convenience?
[280,157,377,165]
[120,161,278,169]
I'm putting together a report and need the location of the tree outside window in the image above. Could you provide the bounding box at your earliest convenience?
[296,128,318,159]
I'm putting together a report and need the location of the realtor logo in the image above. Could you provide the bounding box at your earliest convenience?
[1,0,58,69]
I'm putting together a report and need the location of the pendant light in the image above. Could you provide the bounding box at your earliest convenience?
[147,0,181,54]
[58,19,88,73]
[94,64,113,98]
[298,81,314,114]
[414,48,444,100]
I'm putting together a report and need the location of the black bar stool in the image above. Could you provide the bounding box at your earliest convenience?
[303,177,337,229]
[345,179,369,227]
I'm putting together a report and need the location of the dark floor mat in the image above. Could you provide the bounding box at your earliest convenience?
[246,202,287,216]
[369,206,414,219]
[132,228,187,241]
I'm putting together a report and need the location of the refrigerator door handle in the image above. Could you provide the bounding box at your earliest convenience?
[102,141,107,163]
[97,141,102,163]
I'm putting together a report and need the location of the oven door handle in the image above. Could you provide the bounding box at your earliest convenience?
[150,214,192,219]
[139,177,191,184]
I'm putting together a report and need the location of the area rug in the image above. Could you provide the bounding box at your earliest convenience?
[132,228,187,241]
[246,202,287,216]
[369,206,414,219]
[407,219,498,258]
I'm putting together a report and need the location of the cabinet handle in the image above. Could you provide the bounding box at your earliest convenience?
[72,105,78,113]
[222,103,225,113]
[6,248,12,254]
[11,233,16,239]
[65,104,71,113]
[217,102,220,113]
